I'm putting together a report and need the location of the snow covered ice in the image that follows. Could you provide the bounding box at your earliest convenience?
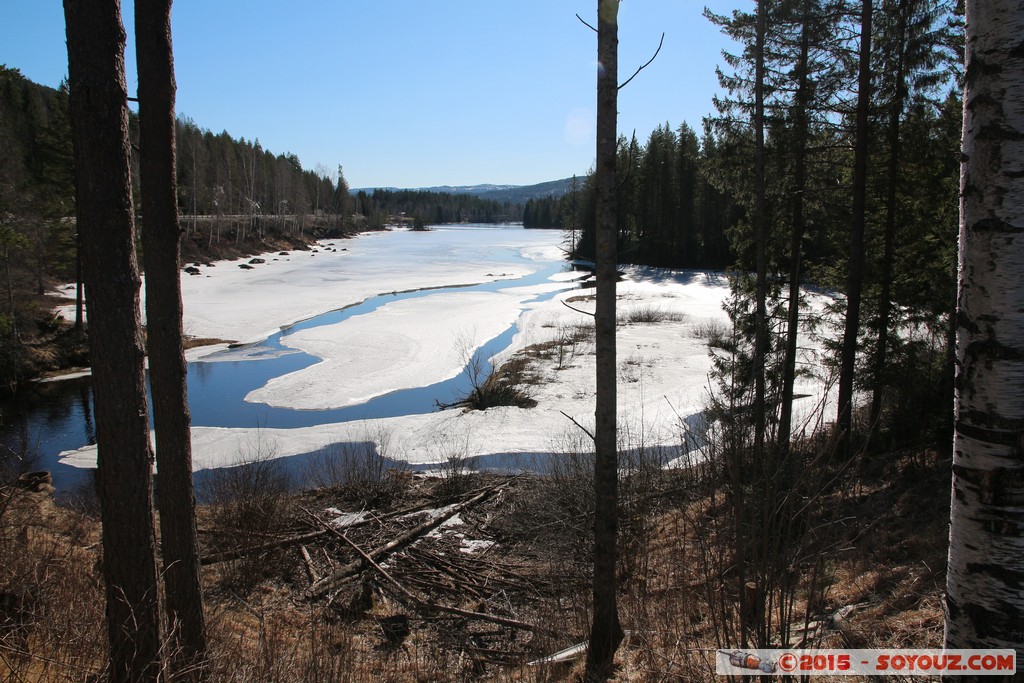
[58,225,834,476]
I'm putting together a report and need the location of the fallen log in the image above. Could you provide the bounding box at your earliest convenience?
[200,494,468,565]
[200,528,328,566]
[318,513,544,634]
[304,482,507,598]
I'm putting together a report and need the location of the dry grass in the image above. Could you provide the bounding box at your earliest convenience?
[0,444,949,681]
[618,305,687,325]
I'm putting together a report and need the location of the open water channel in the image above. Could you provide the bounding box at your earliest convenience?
[0,226,582,494]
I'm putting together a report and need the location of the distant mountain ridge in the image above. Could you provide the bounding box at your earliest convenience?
[352,177,578,204]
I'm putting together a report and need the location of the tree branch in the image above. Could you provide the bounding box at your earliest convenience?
[562,299,596,318]
[619,32,665,91]
[560,410,596,442]
[576,13,598,33]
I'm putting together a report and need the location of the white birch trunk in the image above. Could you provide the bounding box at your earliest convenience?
[945,0,1024,657]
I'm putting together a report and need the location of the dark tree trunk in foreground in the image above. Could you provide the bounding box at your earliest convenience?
[945,0,1024,670]
[778,0,813,461]
[585,1,624,680]
[63,1,163,679]
[868,0,908,438]
[836,0,872,455]
[134,0,208,677]
[752,0,769,461]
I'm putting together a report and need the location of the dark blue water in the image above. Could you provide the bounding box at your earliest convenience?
[0,258,578,493]
[186,262,565,428]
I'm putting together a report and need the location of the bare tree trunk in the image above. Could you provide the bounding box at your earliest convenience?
[74,231,84,337]
[134,0,207,678]
[585,1,624,680]
[778,0,812,460]
[836,0,872,456]
[752,0,769,460]
[62,1,163,679]
[945,0,1024,665]
[868,0,908,439]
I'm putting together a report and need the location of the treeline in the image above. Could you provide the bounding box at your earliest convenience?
[522,128,737,269]
[522,194,566,230]
[0,67,76,289]
[176,118,353,243]
[551,127,738,269]
[0,67,79,391]
[0,65,356,390]
[353,188,516,229]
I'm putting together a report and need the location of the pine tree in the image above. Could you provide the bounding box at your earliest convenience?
[134,0,208,676]
[63,0,164,677]
[586,0,625,677]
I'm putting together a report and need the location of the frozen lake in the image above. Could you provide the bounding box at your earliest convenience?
[1,225,579,493]
[4,224,821,499]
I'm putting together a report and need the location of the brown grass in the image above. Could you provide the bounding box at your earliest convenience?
[0,445,949,681]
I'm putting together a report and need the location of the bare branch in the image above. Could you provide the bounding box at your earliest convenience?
[562,299,596,318]
[619,32,665,91]
[560,410,596,442]
[576,13,598,33]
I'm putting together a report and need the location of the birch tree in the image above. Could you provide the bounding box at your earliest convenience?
[944,0,1024,659]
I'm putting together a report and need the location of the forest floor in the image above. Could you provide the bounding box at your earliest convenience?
[1,440,950,681]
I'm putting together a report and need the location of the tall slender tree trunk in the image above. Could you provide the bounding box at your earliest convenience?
[778,0,813,461]
[945,0,1024,664]
[752,0,770,457]
[735,0,772,649]
[62,1,164,679]
[134,1,208,678]
[585,1,624,679]
[836,0,873,456]
[74,233,84,337]
[868,0,909,439]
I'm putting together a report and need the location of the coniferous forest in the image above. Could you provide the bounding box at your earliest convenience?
[0,0,965,429]
[535,0,962,450]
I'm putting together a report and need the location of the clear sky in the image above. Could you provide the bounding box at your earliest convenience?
[0,1,742,189]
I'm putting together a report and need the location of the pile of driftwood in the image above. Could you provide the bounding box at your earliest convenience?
[200,478,559,667]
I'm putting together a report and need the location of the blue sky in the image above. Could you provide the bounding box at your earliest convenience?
[1,1,742,189]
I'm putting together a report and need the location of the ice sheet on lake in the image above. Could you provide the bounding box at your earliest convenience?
[244,289,538,410]
[55,228,838,477]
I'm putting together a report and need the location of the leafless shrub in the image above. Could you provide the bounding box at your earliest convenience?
[439,333,537,411]
[206,433,296,593]
[619,305,687,325]
[492,424,678,573]
[305,427,409,508]
[690,318,730,347]
[671,375,859,655]
[465,356,538,410]
[554,321,593,370]
[431,430,477,499]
